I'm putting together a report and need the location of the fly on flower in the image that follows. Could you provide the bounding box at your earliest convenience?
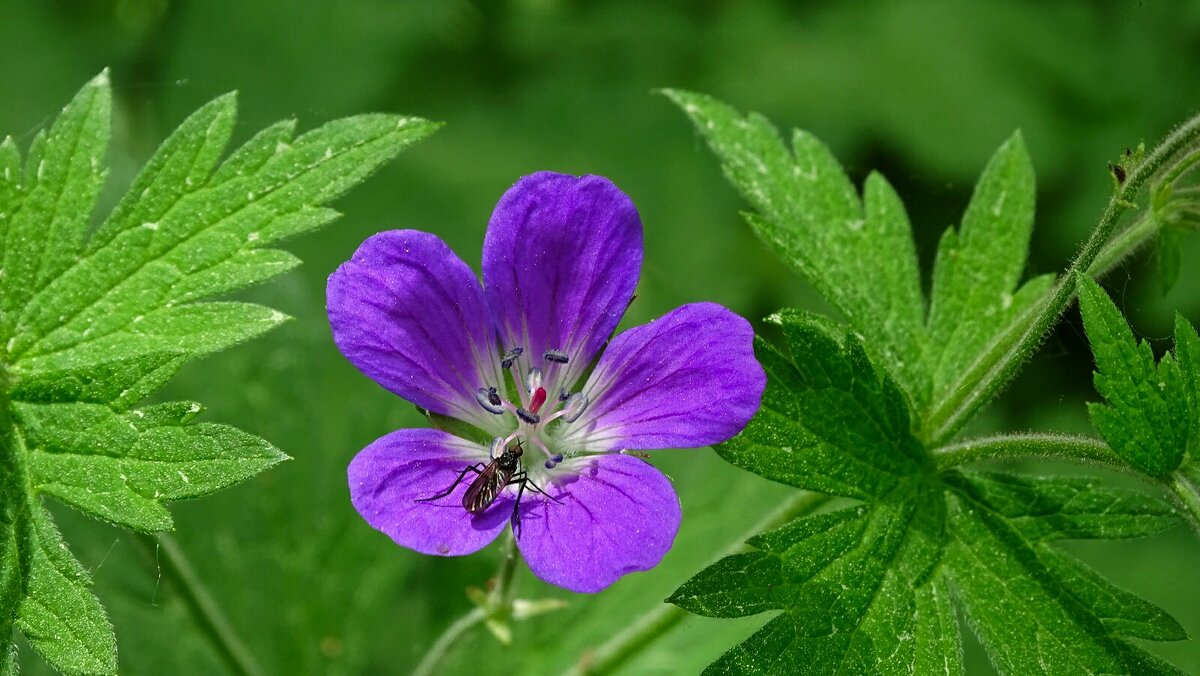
[328,172,764,593]
[416,438,558,536]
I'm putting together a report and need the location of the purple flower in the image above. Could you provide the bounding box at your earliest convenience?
[327,172,764,593]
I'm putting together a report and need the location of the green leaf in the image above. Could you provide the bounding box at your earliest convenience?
[14,401,286,532]
[0,71,111,341]
[943,489,1182,675]
[0,72,437,673]
[1078,276,1189,475]
[665,90,927,404]
[15,503,116,676]
[925,132,1052,410]
[716,314,927,501]
[947,471,1179,541]
[679,312,1184,674]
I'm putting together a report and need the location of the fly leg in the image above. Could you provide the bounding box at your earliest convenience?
[505,472,562,538]
[415,463,487,503]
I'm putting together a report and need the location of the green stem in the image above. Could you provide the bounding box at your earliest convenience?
[133,533,265,676]
[566,491,832,676]
[1166,469,1200,537]
[1087,212,1158,278]
[412,533,520,675]
[924,111,1200,446]
[411,607,487,676]
[489,532,519,608]
[932,433,1126,471]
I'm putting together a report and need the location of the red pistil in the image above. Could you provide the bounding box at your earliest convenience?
[529,387,548,414]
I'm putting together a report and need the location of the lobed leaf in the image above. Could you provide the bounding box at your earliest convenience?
[923,132,1050,411]
[680,310,1184,674]
[0,72,437,673]
[0,72,111,342]
[666,90,928,404]
[946,471,1179,541]
[943,489,1182,674]
[1078,276,1190,475]
[716,313,927,501]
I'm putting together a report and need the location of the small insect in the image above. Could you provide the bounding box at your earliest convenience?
[416,440,558,535]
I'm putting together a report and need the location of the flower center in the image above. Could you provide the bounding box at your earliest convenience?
[475,346,589,469]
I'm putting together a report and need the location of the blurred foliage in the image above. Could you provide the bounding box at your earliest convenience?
[2,0,1200,673]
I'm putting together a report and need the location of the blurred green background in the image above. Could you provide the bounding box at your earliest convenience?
[4,0,1200,673]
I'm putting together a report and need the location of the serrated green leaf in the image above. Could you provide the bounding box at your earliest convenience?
[944,489,1181,674]
[7,99,438,373]
[1174,314,1200,461]
[925,132,1049,409]
[673,479,947,676]
[19,301,288,375]
[10,352,184,411]
[716,314,927,501]
[666,90,927,403]
[16,503,116,676]
[1037,548,1186,642]
[912,574,963,676]
[0,72,436,673]
[0,136,21,231]
[1079,276,1189,475]
[13,402,285,532]
[947,471,1179,541]
[688,306,1184,674]
[0,71,111,343]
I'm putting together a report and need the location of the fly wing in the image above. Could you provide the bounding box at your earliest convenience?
[462,462,508,513]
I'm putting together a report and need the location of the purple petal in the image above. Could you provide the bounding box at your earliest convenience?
[348,428,512,556]
[514,454,680,593]
[482,173,642,389]
[559,302,764,451]
[328,230,506,433]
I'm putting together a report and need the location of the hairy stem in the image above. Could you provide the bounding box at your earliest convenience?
[133,533,265,676]
[565,491,832,676]
[932,433,1126,471]
[1087,212,1158,278]
[925,111,1200,446]
[1166,469,1200,537]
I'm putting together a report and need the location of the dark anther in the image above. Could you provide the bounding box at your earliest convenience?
[501,347,524,369]
[558,389,571,402]
[475,388,505,414]
[516,408,541,425]
[543,349,569,364]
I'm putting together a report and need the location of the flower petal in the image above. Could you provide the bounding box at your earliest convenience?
[328,230,505,432]
[514,454,680,593]
[482,172,642,389]
[348,428,512,556]
[560,302,764,451]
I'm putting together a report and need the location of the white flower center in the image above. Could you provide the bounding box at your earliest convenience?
[474,346,590,472]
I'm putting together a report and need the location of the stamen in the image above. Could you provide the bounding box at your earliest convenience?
[543,349,569,364]
[475,387,505,414]
[561,392,589,422]
[501,347,524,370]
[544,453,564,470]
[529,387,548,414]
[516,408,541,425]
[526,367,543,393]
[489,437,505,458]
[558,389,571,402]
